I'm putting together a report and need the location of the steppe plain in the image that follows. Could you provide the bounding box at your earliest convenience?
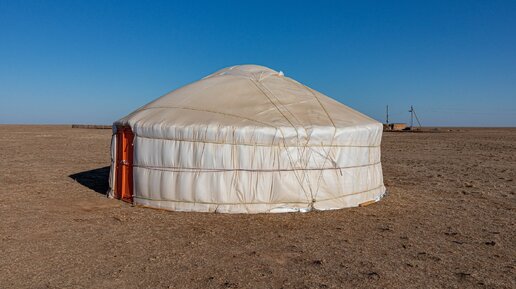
[0,125,514,288]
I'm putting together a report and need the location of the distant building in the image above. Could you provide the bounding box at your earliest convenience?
[383,123,408,131]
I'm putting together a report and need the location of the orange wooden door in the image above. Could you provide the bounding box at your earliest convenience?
[115,126,134,203]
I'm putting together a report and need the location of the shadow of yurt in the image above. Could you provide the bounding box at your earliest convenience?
[69,166,110,195]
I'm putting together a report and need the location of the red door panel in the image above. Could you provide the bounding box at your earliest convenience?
[114,126,134,203]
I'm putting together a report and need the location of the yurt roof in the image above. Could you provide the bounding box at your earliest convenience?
[115,65,381,147]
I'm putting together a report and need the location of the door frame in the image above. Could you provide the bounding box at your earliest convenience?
[114,125,134,203]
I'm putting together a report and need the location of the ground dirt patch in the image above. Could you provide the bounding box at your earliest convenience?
[1,125,515,288]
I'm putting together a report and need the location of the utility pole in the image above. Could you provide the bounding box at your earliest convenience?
[386,105,389,124]
[408,105,422,129]
[409,105,414,129]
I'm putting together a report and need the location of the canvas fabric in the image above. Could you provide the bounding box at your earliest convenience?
[109,65,385,213]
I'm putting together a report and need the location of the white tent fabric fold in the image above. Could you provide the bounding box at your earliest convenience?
[109,64,385,213]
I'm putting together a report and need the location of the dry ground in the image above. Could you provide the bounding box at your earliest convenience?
[0,125,515,289]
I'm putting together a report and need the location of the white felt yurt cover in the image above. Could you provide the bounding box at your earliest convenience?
[109,65,385,213]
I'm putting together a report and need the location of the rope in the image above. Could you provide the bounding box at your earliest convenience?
[284,78,339,205]
[249,78,312,203]
[131,161,382,173]
[134,134,379,148]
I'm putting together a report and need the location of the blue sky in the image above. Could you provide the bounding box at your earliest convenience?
[1,0,515,126]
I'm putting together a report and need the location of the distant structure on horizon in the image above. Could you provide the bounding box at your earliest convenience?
[383,123,408,131]
[383,105,421,131]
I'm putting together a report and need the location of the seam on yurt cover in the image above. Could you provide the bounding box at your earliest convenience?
[257,80,315,200]
[258,78,305,128]
[133,134,380,148]
[249,78,312,198]
[131,161,381,172]
[259,76,342,205]
[133,185,384,206]
[292,81,339,201]
[249,78,312,203]
[255,78,314,197]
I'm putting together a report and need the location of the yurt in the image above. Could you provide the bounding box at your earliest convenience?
[108,65,385,213]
